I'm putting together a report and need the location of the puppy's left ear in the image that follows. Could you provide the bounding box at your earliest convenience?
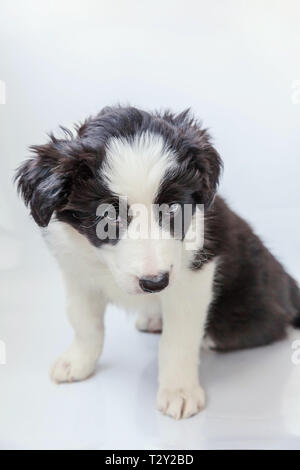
[15,151,72,227]
[16,136,95,227]
[192,139,223,208]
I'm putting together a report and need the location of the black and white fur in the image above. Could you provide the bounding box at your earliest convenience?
[15,106,300,419]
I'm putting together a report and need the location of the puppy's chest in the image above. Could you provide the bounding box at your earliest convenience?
[94,264,157,313]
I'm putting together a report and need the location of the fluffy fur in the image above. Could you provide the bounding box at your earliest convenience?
[15,106,300,419]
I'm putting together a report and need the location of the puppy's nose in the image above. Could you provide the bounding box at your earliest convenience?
[139,272,169,293]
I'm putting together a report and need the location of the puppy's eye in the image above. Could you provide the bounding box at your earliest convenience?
[169,203,180,214]
[72,210,85,219]
[162,203,180,216]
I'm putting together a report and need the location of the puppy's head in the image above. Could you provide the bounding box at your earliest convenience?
[16,107,222,294]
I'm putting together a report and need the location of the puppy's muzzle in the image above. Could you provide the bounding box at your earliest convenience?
[139,272,169,293]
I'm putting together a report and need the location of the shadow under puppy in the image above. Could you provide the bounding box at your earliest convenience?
[15,106,300,419]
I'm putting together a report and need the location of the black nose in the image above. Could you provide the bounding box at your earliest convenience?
[139,272,169,293]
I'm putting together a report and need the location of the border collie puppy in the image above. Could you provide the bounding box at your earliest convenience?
[16,106,300,419]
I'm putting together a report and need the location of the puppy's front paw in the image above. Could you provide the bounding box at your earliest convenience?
[50,344,98,383]
[157,385,205,419]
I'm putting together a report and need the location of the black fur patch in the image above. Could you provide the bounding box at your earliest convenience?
[199,197,300,350]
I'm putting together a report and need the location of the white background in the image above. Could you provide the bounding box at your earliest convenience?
[0,0,300,449]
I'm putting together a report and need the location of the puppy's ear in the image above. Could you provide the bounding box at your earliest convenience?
[15,147,72,227]
[15,129,96,227]
[191,137,223,208]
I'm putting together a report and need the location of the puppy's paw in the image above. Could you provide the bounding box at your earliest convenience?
[50,345,98,383]
[135,311,162,333]
[157,385,205,419]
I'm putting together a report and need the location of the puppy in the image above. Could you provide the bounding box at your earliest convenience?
[15,106,300,419]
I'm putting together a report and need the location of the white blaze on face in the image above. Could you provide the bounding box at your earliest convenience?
[99,132,184,294]
[102,132,175,206]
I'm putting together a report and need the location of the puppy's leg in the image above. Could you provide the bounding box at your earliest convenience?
[157,261,216,419]
[51,277,106,383]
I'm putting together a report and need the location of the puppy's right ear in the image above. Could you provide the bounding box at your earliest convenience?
[15,145,72,227]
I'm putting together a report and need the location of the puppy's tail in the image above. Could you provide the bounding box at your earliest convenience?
[290,277,300,328]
